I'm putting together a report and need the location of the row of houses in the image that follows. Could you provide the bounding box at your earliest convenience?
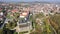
[4,7,32,32]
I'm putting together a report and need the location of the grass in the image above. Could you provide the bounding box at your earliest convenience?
[0,29,3,34]
[50,14,60,34]
[35,13,44,19]
[30,13,57,34]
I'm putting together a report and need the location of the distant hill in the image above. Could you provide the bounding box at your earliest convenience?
[0,1,60,4]
[0,1,4,3]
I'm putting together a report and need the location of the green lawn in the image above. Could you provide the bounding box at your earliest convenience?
[0,29,3,34]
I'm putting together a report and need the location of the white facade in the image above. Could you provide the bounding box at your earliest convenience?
[0,12,3,16]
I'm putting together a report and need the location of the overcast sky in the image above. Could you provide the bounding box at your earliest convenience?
[0,0,60,2]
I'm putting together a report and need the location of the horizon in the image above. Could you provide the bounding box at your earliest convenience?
[0,0,60,2]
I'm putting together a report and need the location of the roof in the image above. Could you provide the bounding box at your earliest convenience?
[11,9,19,13]
[20,11,29,18]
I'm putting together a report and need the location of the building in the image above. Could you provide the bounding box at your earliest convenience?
[15,10,32,32]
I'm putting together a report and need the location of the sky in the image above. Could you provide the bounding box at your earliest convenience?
[0,0,60,2]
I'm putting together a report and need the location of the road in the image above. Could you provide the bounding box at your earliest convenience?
[0,18,6,29]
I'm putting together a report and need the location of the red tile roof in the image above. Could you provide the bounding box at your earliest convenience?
[11,9,19,13]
